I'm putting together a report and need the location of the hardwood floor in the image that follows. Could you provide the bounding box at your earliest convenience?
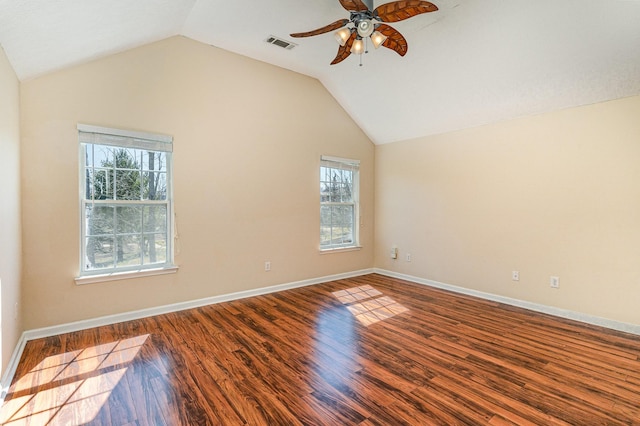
[2,273,640,425]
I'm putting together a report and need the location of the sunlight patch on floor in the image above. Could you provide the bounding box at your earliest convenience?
[332,285,409,326]
[0,334,149,426]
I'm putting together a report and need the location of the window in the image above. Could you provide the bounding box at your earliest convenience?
[320,155,360,250]
[78,124,173,277]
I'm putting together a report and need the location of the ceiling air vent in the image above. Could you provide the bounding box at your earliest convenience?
[265,35,297,50]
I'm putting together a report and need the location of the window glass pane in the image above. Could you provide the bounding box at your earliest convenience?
[342,171,353,202]
[329,171,341,202]
[85,236,114,270]
[86,205,115,236]
[143,206,167,233]
[144,234,167,265]
[93,145,113,168]
[336,204,343,223]
[320,205,332,246]
[320,182,330,202]
[321,166,332,182]
[115,169,142,200]
[142,151,166,172]
[116,206,142,234]
[340,205,353,244]
[91,168,113,200]
[114,148,142,170]
[116,235,142,268]
[143,172,167,200]
[328,205,339,227]
[344,205,355,225]
[342,223,353,243]
[84,145,94,169]
[84,169,94,199]
[329,205,339,243]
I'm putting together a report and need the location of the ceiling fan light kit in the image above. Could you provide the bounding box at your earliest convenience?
[290,0,438,65]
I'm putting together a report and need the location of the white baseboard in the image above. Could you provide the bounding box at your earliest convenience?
[374,268,640,336]
[0,268,373,401]
[0,335,27,402]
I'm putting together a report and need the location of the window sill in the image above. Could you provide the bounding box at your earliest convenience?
[75,266,179,285]
[319,246,362,255]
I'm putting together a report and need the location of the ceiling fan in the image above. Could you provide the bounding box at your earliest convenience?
[290,0,438,65]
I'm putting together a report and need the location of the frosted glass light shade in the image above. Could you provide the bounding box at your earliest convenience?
[350,38,364,55]
[334,28,351,46]
[371,31,387,49]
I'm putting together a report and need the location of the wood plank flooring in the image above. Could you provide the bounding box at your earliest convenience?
[2,273,640,425]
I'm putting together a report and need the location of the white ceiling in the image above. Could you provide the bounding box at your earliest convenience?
[1,0,640,144]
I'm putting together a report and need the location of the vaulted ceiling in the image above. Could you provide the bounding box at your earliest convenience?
[1,0,639,144]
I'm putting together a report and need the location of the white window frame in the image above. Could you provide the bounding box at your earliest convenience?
[320,155,360,251]
[77,124,175,281]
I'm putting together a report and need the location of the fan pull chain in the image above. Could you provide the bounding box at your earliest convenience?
[359,38,368,67]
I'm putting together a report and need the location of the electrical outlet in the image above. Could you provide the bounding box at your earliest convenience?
[264,261,271,272]
[512,271,519,281]
[406,253,412,262]
[550,276,559,289]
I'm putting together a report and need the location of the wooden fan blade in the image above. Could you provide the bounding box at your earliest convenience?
[331,31,357,65]
[338,0,370,12]
[374,0,438,23]
[376,24,408,56]
[290,19,349,38]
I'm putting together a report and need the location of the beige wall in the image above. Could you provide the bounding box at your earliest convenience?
[20,36,375,329]
[17,33,640,333]
[0,46,22,373]
[375,95,640,325]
